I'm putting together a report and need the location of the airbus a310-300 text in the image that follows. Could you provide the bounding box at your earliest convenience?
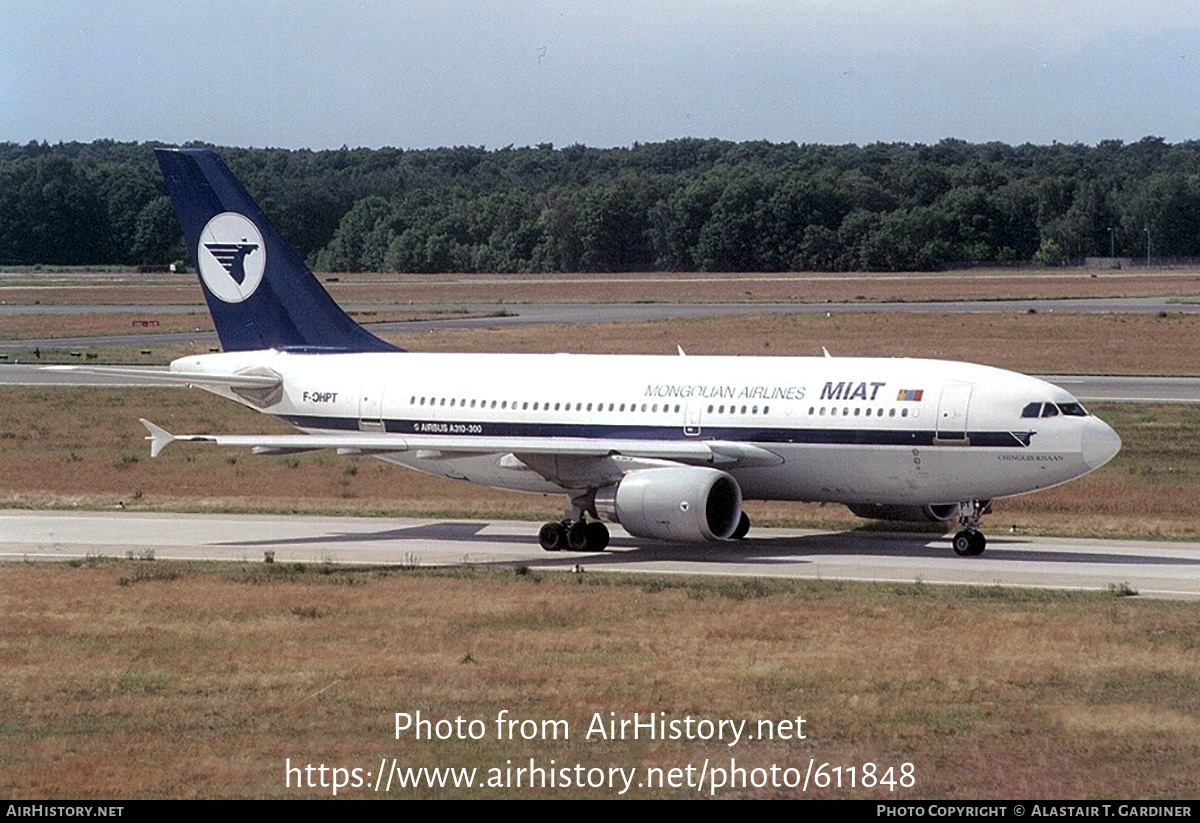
[74,149,1122,556]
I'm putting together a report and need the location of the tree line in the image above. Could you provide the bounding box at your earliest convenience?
[2,136,1198,272]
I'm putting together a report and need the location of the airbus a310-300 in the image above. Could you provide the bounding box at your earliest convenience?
[97,149,1121,556]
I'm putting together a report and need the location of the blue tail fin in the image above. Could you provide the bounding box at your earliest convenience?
[155,148,401,353]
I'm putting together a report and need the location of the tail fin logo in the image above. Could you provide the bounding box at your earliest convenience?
[197,212,266,303]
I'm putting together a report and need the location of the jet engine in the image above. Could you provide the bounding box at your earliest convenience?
[594,467,743,542]
[846,503,960,523]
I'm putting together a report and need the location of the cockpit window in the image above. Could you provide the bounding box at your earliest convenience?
[1023,401,1090,419]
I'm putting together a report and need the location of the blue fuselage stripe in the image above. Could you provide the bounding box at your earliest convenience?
[273,414,1031,448]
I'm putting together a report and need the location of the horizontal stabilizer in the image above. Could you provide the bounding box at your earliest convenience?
[140,419,176,458]
[50,366,281,390]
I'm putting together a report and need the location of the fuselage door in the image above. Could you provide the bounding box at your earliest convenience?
[934,383,972,445]
[683,397,703,436]
[359,383,385,432]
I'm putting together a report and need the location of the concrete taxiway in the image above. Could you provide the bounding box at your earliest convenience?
[3,509,1198,600]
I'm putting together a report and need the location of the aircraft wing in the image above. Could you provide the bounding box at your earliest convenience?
[139,420,782,467]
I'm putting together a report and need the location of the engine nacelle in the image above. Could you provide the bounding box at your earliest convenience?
[846,502,960,523]
[594,467,743,542]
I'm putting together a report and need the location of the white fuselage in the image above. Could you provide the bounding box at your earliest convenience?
[172,349,1122,509]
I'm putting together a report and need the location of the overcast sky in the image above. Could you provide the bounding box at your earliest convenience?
[3,1,1198,150]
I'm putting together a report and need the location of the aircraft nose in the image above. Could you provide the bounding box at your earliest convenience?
[1082,419,1122,470]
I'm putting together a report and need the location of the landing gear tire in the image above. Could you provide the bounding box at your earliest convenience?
[584,521,609,551]
[952,530,986,556]
[731,512,751,540]
[539,521,567,551]
[544,520,608,552]
[567,521,590,552]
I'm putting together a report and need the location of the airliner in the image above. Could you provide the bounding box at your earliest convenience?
[98,149,1123,556]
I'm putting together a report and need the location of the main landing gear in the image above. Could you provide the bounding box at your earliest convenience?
[952,529,986,557]
[541,491,611,552]
[539,519,610,552]
[951,500,992,557]
[731,511,751,540]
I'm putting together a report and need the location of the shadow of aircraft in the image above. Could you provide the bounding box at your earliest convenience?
[215,521,1200,571]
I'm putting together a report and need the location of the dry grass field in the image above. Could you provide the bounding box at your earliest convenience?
[315,267,1200,305]
[0,309,487,342]
[2,266,1198,306]
[10,310,1200,378]
[3,562,1199,799]
[7,303,1197,377]
[376,311,1200,376]
[2,274,1197,800]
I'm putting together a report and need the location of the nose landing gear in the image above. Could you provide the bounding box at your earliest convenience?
[952,529,986,556]
[951,500,992,556]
